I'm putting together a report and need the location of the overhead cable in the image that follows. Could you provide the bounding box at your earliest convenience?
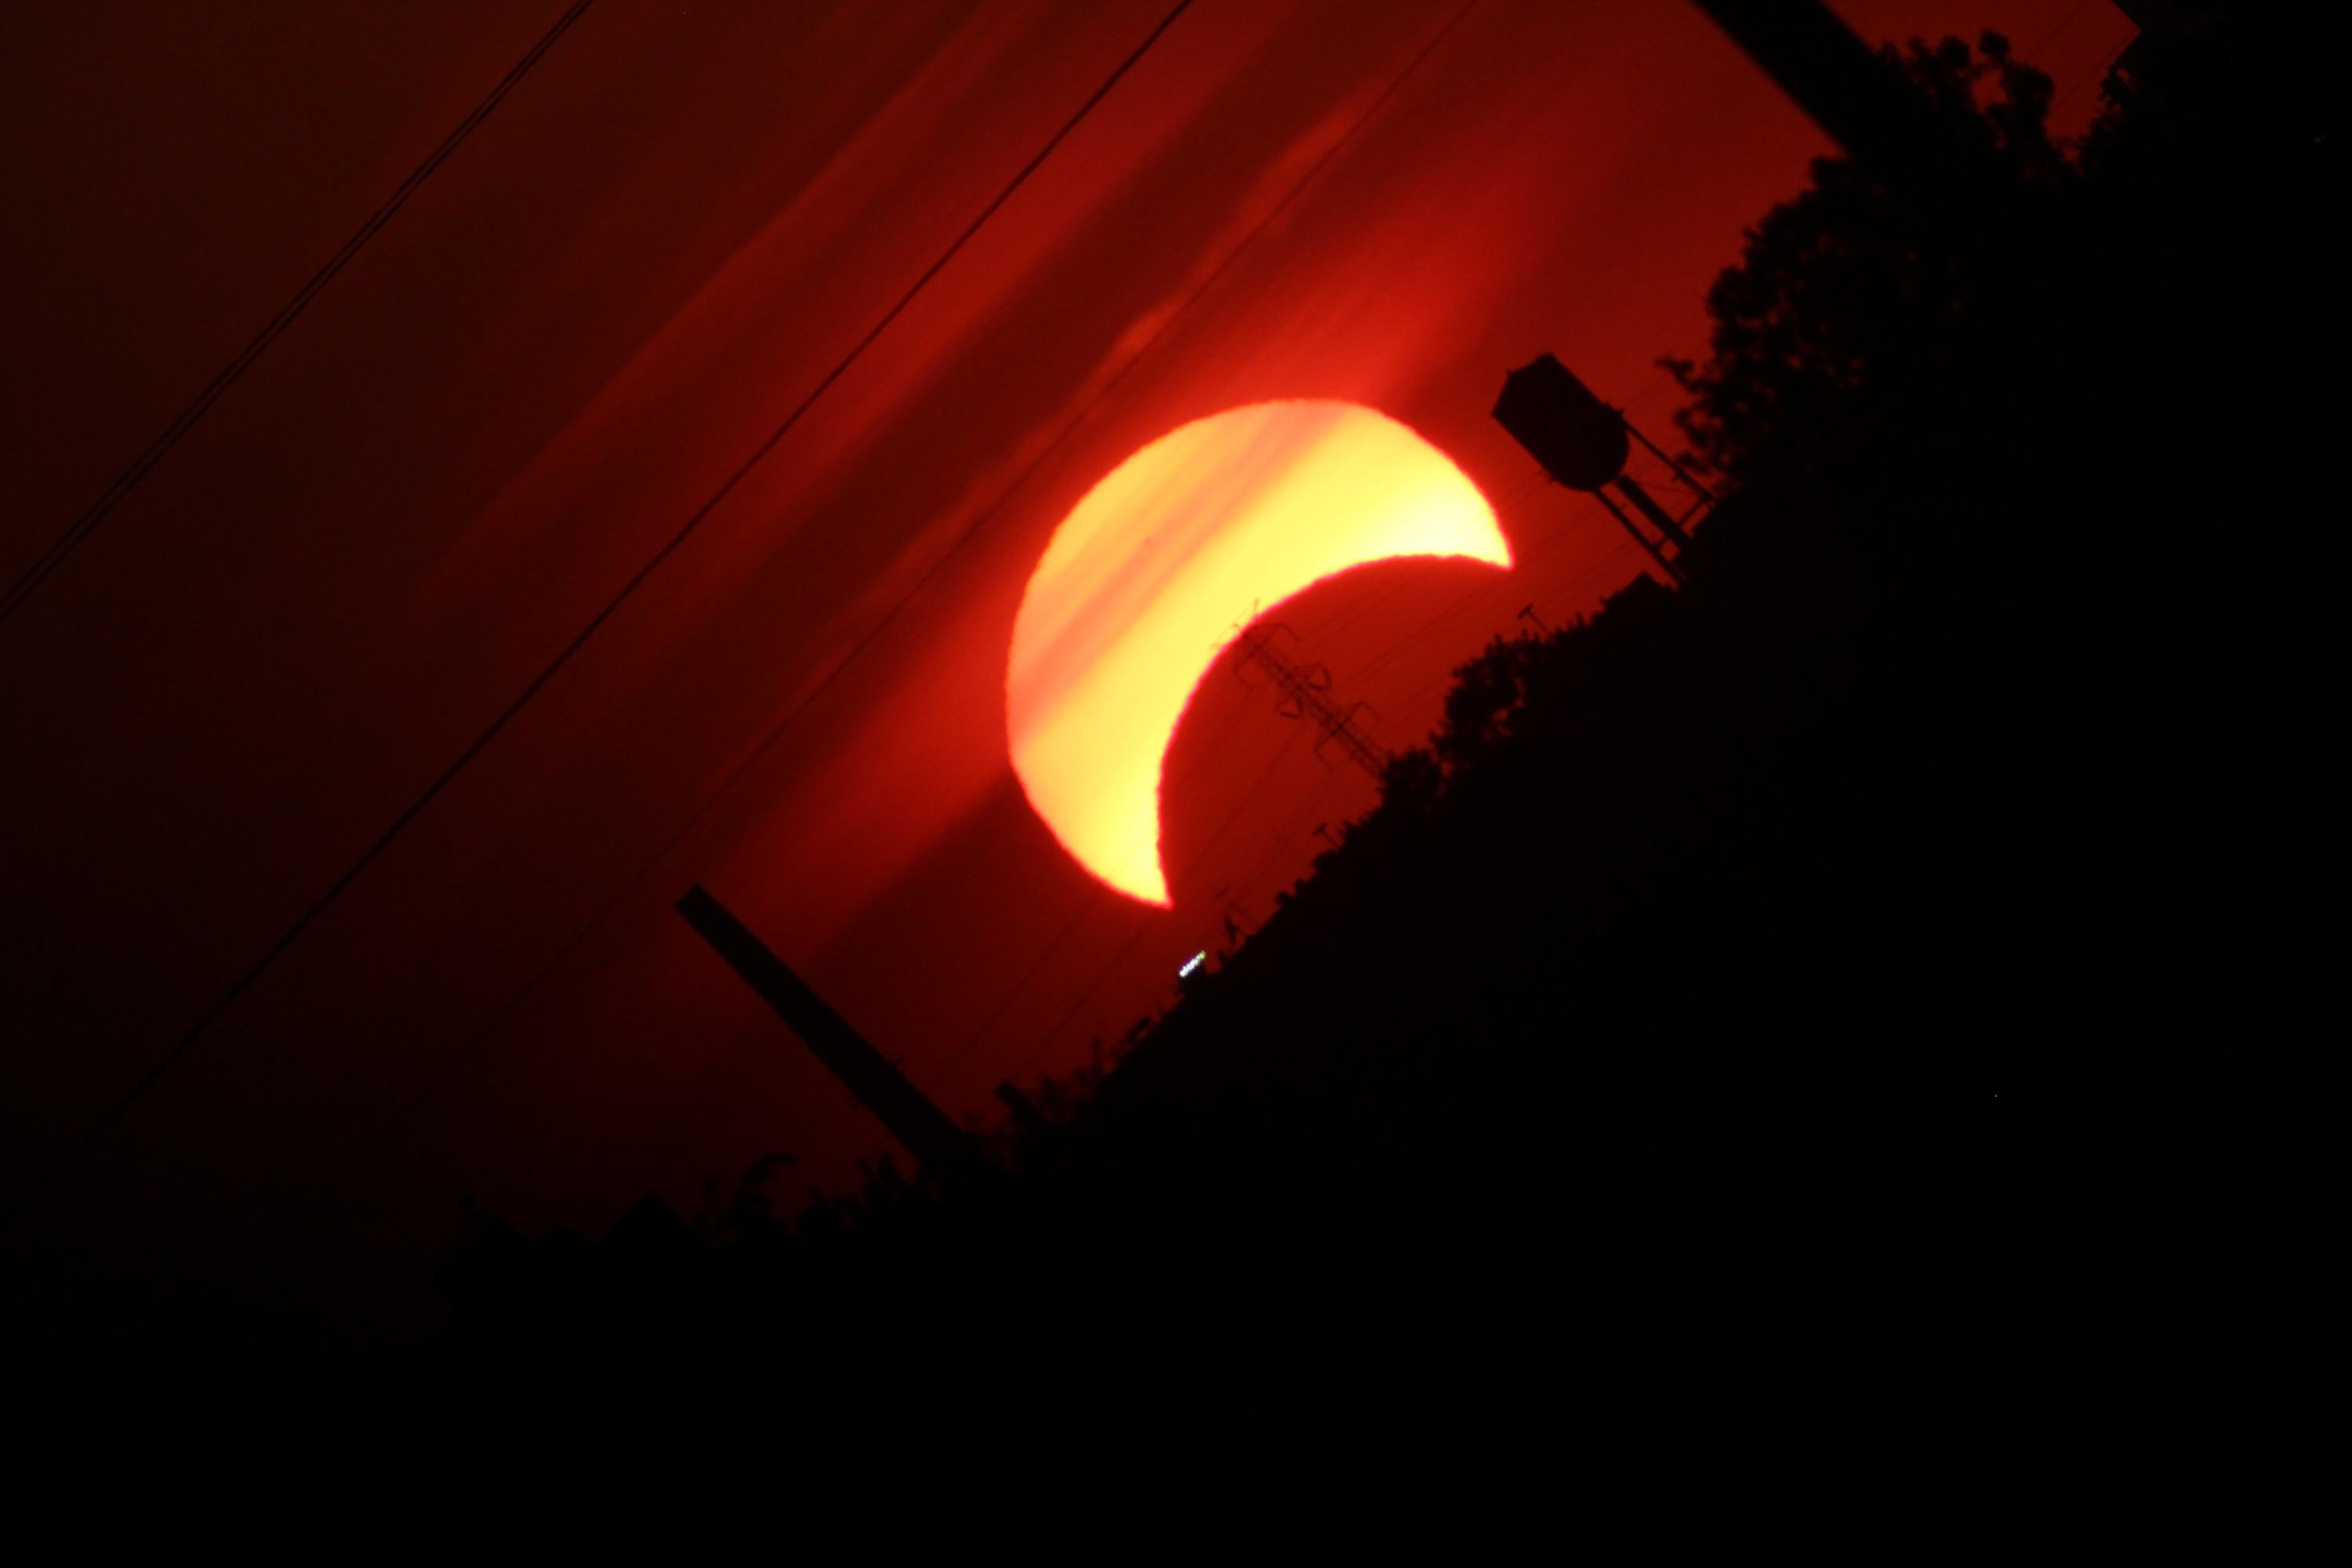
[3,0,1200,1229]
[318,0,1486,1190]
[0,0,601,632]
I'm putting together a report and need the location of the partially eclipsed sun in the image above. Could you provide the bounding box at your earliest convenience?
[1007,401,1511,906]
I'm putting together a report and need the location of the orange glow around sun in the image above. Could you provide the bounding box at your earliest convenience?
[1007,400,1511,906]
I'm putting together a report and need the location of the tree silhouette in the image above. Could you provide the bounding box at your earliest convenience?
[1663,33,2071,492]
[402,24,2330,1529]
[38,20,2325,1540]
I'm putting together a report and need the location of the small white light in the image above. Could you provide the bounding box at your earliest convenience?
[1178,951,1206,978]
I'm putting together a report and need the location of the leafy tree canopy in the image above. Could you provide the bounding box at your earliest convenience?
[1663,33,2072,490]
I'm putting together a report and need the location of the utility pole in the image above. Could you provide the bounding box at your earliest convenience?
[1232,623,1388,779]
[1686,0,1994,201]
[677,884,982,1177]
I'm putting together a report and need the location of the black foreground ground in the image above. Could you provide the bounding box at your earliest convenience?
[21,19,2336,1546]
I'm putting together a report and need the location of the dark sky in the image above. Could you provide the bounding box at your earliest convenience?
[0,0,2132,1325]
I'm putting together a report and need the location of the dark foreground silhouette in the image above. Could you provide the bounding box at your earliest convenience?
[20,21,2336,1543]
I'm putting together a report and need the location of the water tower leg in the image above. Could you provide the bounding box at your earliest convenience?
[1595,488,1689,585]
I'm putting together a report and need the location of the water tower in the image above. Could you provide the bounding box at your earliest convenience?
[1493,354,1713,584]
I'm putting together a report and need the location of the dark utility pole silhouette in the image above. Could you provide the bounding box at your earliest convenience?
[1687,0,1990,197]
[1493,354,1715,584]
[1234,623,1388,779]
[677,884,980,1175]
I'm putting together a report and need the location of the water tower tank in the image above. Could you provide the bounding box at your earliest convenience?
[1492,354,1629,492]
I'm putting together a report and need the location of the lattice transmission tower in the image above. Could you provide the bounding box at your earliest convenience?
[1232,623,1388,780]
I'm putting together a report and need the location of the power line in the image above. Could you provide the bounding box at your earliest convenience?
[1009,909,1163,1086]
[325,0,1488,1178]
[2027,1,2096,63]
[371,464,1579,1199]
[993,421,1675,1089]
[1234,624,1388,778]
[2051,33,2135,119]
[1383,530,1650,720]
[927,620,1357,1102]
[0,0,601,633]
[1349,510,1648,721]
[950,458,1657,1098]
[1001,702,1331,1089]
[1287,468,1548,649]
[3,0,1200,1230]
[1190,532,1653,980]
[1203,724,1359,909]
[1000,710,1363,1093]
[915,648,1298,1097]
[920,881,1115,1096]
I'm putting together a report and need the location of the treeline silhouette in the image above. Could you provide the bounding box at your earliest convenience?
[413,27,2332,1530]
[39,21,2328,1541]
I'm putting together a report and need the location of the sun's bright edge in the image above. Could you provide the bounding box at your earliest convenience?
[1007,401,1512,908]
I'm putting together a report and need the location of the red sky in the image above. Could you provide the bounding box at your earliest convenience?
[0,0,2134,1326]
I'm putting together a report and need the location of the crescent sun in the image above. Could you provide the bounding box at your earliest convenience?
[1006,400,1512,907]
